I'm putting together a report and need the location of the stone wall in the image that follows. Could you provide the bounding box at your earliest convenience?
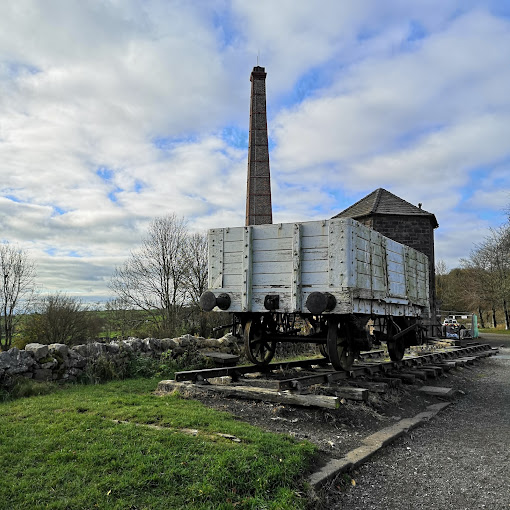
[0,334,240,387]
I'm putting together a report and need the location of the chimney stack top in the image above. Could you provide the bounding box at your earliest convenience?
[251,66,266,79]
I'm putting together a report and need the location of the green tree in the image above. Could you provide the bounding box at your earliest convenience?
[435,262,471,313]
[23,293,94,345]
[463,225,510,329]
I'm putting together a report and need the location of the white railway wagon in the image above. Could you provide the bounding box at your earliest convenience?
[200,218,430,371]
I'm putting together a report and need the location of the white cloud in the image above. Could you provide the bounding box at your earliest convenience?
[0,1,509,299]
[272,9,510,169]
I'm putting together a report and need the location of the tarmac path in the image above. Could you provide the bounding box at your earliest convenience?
[324,333,510,509]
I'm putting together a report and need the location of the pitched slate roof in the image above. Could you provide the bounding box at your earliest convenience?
[332,188,439,228]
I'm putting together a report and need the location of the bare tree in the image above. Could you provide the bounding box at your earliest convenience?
[181,231,210,336]
[183,232,209,305]
[109,214,189,336]
[0,244,36,351]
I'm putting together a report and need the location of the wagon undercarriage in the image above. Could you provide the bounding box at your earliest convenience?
[235,311,425,371]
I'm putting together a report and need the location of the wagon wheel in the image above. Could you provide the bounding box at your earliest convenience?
[326,316,355,371]
[244,317,277,365]
[387,319,405,362]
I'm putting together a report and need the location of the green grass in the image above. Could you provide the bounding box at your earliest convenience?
[479,328,510,335]
[0,378,316,509]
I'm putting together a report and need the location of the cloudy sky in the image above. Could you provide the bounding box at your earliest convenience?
[1,0,510,302]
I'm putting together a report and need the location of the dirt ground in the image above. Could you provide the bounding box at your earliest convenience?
[190,378,429,461]
[183,337,504,464]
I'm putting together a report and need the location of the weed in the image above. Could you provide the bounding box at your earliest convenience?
[126,346,213,379]
[0,376,57,401]
[171,344,214,371]
[37,355,55,364]
[80,345,214,384]
[126,354,163,379]
[80,354,129,384]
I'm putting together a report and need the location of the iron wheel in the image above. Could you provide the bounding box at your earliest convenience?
[326,316,356,371]
[243,316,277,365]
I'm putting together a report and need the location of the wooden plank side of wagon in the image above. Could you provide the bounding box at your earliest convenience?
[370,229,387,295]
[208,228,224,289]
[386,238,407,300]
[207,218,429,315]
[328,219,350,290]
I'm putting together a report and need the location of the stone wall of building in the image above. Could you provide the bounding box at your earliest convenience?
[369,215,435,265]
[0,334,240,388]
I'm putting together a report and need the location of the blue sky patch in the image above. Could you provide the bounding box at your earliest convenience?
[276,65,335,110]
[108,189,120,203]
[96,166,114,181]
[4,61,40,78]
[211,5,240,49]
[327,187,359,209]
[221,126,248,149]
[356,24,380,43]
[489,1,510,19]
[152,134,199,150]
[470,159,510,187]
[152,137,172,150]
[5,194,22,203]
[453,164,509,224]
[406,20,428,43]
[52,206,67,216]
[310,203,332,217]
[393,123,446,149]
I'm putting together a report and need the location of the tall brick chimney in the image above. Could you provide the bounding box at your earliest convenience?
[246,66,272,226]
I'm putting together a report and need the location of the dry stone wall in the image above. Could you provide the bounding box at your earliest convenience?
[0,334,240,387]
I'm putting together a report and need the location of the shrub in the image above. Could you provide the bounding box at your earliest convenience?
[126,355,163,379]
[12,335,30,350]
[80,345,213,384]
[21,293,98,346]
[126,346,213,380]
[80,354,129,384]
[173,344,213,371]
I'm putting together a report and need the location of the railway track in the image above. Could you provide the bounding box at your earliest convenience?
[158,343,498,409]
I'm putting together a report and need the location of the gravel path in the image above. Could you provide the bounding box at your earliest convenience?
[322,336,510,509]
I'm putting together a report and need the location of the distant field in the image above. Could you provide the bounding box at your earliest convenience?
[0,378,316,509]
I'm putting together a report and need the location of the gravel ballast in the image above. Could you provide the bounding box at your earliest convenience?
[322,334,510,509]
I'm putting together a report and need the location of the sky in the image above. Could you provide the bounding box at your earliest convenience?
[1,0,510,302]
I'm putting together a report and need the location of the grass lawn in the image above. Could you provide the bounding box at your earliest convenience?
[479,328,510,335]
[0,378,316,509]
